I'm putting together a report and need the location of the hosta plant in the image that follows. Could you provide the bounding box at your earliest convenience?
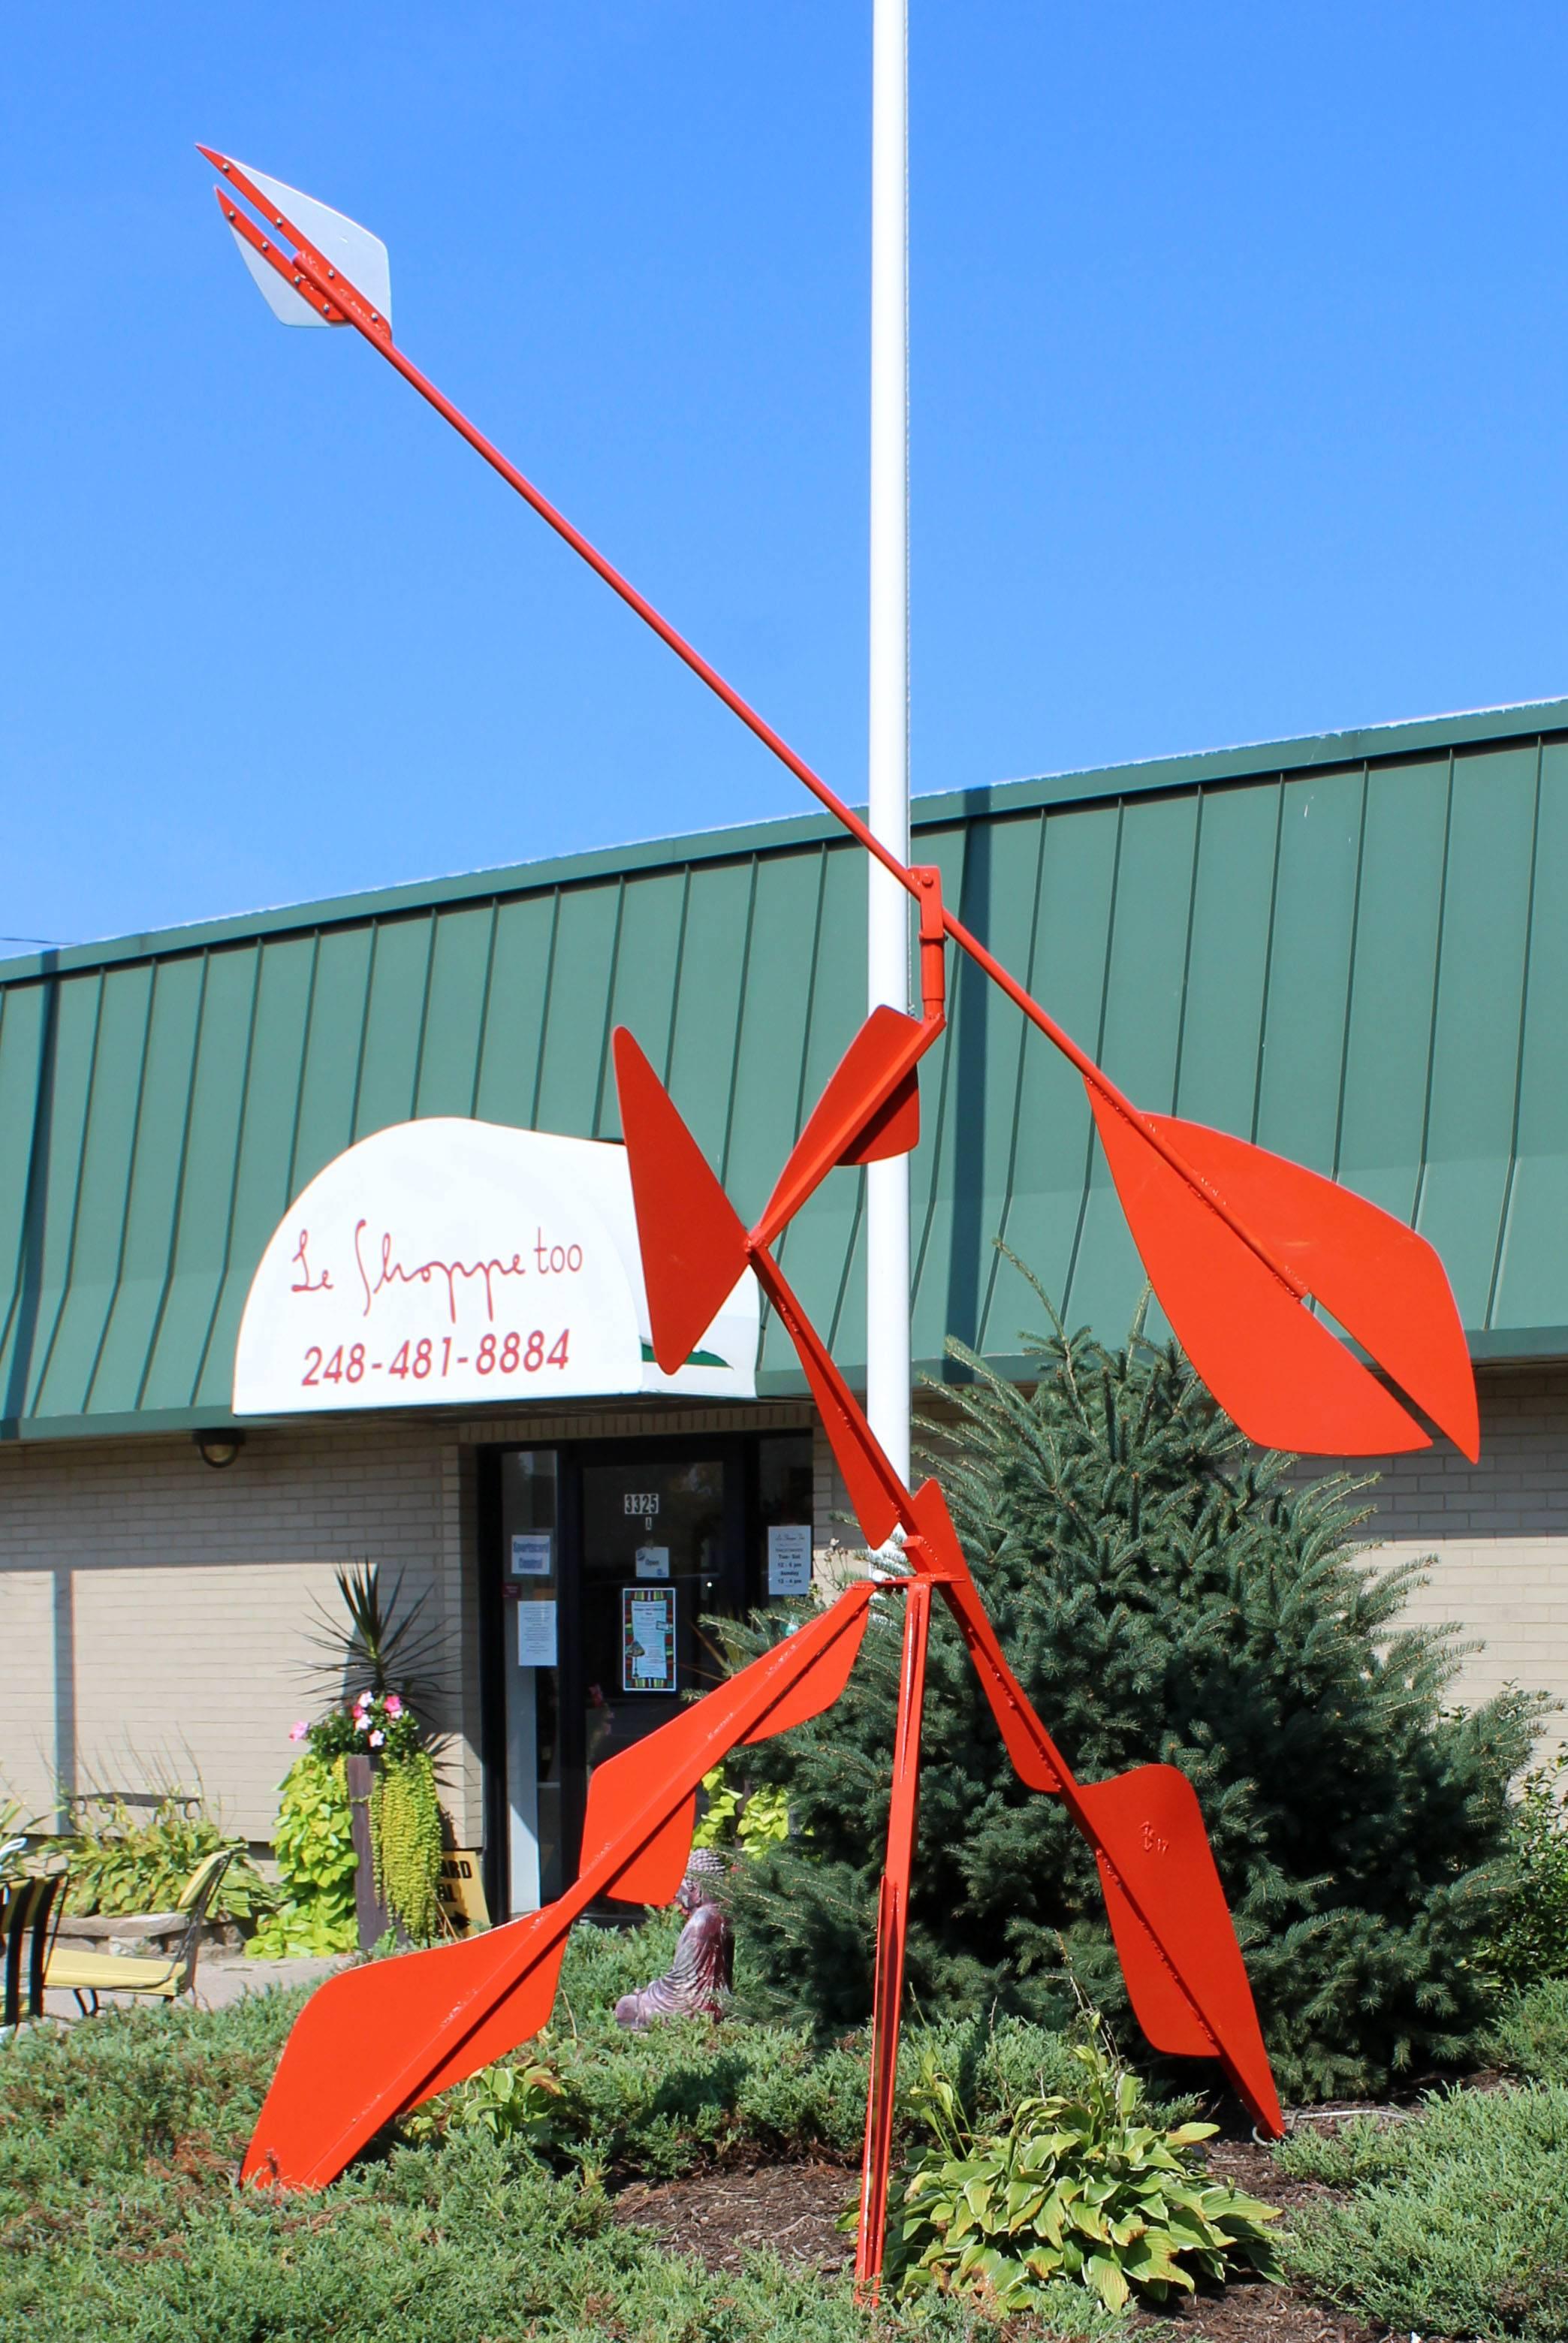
[882,2021,1282,2314]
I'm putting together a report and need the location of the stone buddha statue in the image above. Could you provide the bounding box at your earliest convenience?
[613,1849,734,2029]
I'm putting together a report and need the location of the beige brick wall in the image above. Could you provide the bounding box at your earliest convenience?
[5,1361,1560,1857]
[0,1398,813,1845]
[810,1367,1568,1759]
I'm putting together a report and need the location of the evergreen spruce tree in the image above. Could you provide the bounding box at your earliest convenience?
[722,1280,1542,2103]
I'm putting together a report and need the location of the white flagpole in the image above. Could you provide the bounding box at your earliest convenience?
[866,0,912,1491]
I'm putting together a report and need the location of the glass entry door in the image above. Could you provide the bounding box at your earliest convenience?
[485,1431,809,1919]
[577,1454,734,1781]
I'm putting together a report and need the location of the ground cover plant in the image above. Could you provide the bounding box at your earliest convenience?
[0,1922,1126,2343]
[1278,2082,1568,2341]
[1488,1976,1568,2088]
[722,1288,1542,2102]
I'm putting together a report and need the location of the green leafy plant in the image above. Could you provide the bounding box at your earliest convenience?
[406,2059,565,2152]
[692,1763,790,1855]
[58,1786,270,1923]
[246,1750,357,1959]
[1484,1750,1568,1992]
[0,1790,38,1884]
[278,1564,453,1950]
[877,2018,1280,2315]
[369,1747,445,1940]
[1280,2081,1568,2341]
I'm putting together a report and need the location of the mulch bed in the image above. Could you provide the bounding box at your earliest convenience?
[609,2132,1391,2341]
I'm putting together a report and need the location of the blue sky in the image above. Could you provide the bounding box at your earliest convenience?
[7,2,1568,949]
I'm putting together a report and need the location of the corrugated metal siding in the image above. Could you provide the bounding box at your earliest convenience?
[5,710,1568,1436]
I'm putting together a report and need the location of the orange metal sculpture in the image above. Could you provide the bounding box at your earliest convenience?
[204,149,1483,2293]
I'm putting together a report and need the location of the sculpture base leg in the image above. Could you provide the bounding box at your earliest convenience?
[854,1578,930,2302]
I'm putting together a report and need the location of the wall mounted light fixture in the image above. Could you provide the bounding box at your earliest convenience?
[194,1428,246,1470]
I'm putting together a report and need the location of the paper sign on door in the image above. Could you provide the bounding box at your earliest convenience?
[767,1524,813,1597]
[517,1601,557,1666]
[622,1587,677,1693]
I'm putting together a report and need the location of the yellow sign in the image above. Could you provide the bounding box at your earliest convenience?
[437,1850,490,1935]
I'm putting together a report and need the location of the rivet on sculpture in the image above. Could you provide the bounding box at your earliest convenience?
[204,153,1482,2295]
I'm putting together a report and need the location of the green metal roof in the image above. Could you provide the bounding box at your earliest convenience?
[5,695,1568,1439]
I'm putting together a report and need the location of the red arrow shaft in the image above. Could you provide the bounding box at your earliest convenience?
[250,210,1306,1313]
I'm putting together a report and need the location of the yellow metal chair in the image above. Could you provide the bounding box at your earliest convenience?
[44,1847,234,2014]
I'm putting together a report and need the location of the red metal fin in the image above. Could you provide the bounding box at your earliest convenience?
[923,1565,1069,1799]
[580,1775,698,1907]
[613,1027,751,1375]
[741,1601,871,1741]
[1089,1090,1429,1456]
[403,1928,568,2105]
[1077,1767,1283,2137]
[837,1067,919,1166]
[752,1253,908,1549]
[243,1588,874,2191]
[753,1006,940,1249]
[1096,1857,1218,2060]
[241,1911,567,2187]
[1144,1112,1479,1461]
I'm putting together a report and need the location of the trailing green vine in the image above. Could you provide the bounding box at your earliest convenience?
[370,1750,444,1941]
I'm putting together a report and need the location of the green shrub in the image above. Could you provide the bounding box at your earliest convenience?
[246,1751,357,1959]
[882,2019,1280,2315]
[1485,1750,1568,1992]
[1487,1977,1568,2088]
[59,1788,270,1924]
[1280,2082,1568,2341]
[724,1292,1541,2101]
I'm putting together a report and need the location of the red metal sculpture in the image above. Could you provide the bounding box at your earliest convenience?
[205,151,1482,2291]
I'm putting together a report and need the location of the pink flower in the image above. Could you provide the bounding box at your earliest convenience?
[369,1729,385,1748]
[289,1720,309,1742]
[384,1693,403,1717]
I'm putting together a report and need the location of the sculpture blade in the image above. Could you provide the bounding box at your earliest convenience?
[1139,1111,1479,1461]
[240,1910,569,2186]
[1089,1091,1432,1456]
[753,1006,939,1248]
[243,1587,874,2188]
[613,1027,750,1374]
[1078,1766,1283,2138]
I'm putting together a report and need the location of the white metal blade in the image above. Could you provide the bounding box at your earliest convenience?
[231,159,393,329]
[228,223,327,327]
